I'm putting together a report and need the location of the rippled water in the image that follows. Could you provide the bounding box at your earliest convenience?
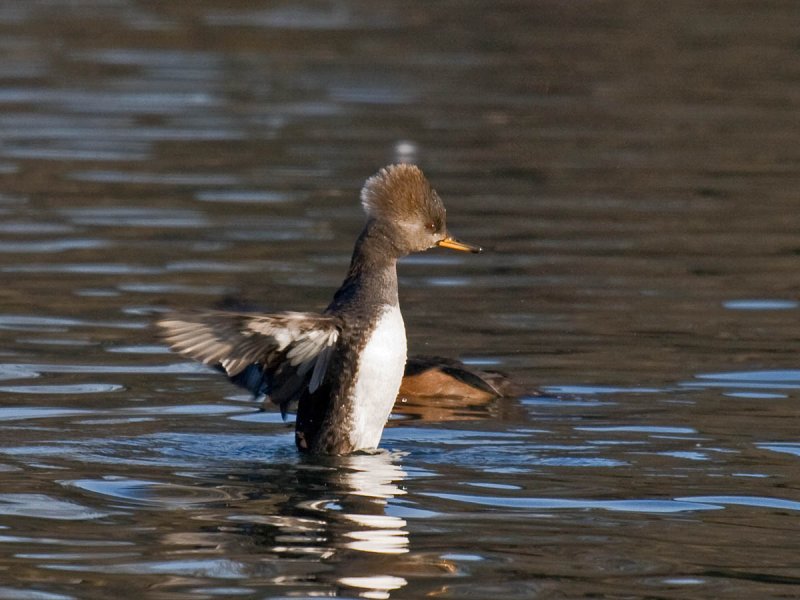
[1,1,800,598]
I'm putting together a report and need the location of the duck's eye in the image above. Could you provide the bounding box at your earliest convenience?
[425,222,436,232]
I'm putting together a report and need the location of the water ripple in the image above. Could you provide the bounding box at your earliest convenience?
[0,362,204,376]
[0,239,107,253]
[2,263,162,275]
[424,492,721,514]
[0,315,143,330]
[0,383,123,394]
[0,88,218,114]
[63,207,207,228]
[0,407,94,421]
[70,170,240,186]
[0,494,108,520]
[697,370,800,382]
[64,477,234,508]
[45,558,248,578]
[758,443,800,458]
[195,190,293,204]
[575,425,697,435]
[674,496,800,511]
[723,299,798,310]
[3,146,148,162]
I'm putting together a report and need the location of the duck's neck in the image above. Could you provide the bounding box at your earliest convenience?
[327,220,400,312]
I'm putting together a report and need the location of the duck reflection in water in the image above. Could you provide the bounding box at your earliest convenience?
[218,450,456,599]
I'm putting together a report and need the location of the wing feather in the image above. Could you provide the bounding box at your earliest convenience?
[157,310,341,410]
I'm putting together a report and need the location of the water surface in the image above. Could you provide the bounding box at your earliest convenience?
[1,1,799,598]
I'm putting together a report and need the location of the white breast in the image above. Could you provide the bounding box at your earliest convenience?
[348,304,406,451]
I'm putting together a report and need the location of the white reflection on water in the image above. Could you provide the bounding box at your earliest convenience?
[288,452,412,596]
[338,575,407,600]
[304,452,412,558]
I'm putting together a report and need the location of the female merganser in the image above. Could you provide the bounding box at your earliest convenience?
[157,164,481,454]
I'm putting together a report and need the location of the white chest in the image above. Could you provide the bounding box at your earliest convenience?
[348,304,406,450]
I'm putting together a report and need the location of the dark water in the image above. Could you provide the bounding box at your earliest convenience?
[1,1,800,598]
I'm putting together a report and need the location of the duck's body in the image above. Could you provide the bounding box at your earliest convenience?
[305,304,405,453]
[157,164,480,454]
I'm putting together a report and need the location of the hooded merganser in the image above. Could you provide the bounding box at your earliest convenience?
[157,164,481,455]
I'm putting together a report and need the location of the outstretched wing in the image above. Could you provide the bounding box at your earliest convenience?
[156,310,342,413]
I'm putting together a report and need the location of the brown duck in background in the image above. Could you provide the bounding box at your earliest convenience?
[395,355,521,423]
[399,355,519,401]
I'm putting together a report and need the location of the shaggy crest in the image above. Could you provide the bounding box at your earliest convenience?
[360,164,445,226]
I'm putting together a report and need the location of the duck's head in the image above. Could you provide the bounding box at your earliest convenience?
[360,164,482,256]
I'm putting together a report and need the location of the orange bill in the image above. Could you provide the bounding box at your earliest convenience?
[437,236,483,253]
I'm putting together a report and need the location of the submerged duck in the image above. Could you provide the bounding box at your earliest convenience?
[158,164,481,454]
[399,355,519,401]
